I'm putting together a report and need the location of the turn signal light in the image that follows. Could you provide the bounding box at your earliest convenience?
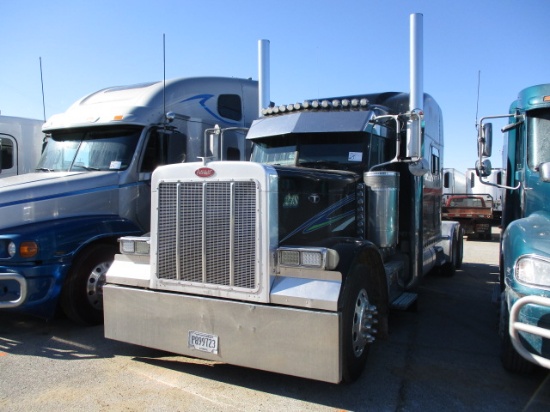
[20,242,38,258]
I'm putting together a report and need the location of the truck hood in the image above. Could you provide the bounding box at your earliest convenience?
[0,171,122,230]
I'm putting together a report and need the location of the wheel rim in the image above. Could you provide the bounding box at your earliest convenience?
[86,261,111,309]
[351,288,377,357]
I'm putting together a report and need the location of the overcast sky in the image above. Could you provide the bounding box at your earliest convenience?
[2,0,549,173]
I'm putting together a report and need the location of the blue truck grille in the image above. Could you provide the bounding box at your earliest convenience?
[156,181,257,290]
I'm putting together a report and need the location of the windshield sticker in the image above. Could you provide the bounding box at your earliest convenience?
[348,152,363,162]
[109,161,122,170]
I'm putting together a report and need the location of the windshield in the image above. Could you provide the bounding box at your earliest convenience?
[251,130,393,171]
[36,126,142,172]
[527,108,550,170]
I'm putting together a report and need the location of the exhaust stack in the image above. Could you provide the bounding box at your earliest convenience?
[258,39,270,117]
[407,13,423,160]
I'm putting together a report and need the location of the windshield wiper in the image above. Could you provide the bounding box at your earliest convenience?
[35,167,54,172]
[71,164,101,171]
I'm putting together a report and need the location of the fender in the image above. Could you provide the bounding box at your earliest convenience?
[327,238,386,308]
[0,215,143,265]
[501,211,550,297]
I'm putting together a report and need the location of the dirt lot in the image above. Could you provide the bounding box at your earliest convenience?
[1,233,549,411]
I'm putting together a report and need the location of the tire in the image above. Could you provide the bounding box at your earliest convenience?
[499,299,534,373]
[341,264,377,383]
[455,228,464,269]
[60,243,117,325]
[440,231,460,277]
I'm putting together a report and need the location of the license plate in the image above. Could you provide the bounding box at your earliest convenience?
[188,330,218,354]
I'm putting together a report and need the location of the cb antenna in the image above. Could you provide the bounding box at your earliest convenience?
[475,70,481,130]
[163,33,166,123]
[40,57,46,122]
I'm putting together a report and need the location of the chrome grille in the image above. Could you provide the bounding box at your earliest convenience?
[157,181,257,289]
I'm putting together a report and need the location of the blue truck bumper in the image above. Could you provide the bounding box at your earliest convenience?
[0,263,70,318]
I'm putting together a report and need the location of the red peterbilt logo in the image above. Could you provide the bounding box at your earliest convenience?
[195,167,215,178]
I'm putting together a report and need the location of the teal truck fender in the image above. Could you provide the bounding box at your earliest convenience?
[501,211,550,370]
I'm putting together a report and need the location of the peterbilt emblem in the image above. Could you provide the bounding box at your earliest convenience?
[308,194,321,204]
[195,167,215,178]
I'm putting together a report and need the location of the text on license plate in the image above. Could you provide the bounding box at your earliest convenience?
[188,330,218,354]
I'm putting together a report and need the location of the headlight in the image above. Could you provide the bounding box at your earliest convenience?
[278,247,339,270]
[515,256,550,288]
[119,236,150,255]
[7,242,16,257]
[3,241,38,258]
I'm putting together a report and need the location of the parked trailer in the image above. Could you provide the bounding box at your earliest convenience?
[467,167,505,221]
[0,76,258,324]
[0,115,45,178]
[477,83,550,372]
[104,14,463,383]
[443,168,466,195]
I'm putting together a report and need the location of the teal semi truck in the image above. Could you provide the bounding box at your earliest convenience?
[476,83,550,372]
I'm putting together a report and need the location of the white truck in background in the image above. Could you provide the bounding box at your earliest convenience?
[0,115,45,178]
[467,167,505,222]
[443,168,466,195]
[0,76,258,325]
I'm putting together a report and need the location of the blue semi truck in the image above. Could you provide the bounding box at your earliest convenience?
[0,76,258,324]
[477,83,550,372]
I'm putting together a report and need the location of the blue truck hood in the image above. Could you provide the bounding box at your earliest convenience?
[0,172,122,230]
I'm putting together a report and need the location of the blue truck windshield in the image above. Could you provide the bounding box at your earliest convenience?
[527,109,550,170]
[37,127,142,172]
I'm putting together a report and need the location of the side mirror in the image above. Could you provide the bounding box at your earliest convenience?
[478,123,492,158]
[475,159,492,178]
[540,162,550,183]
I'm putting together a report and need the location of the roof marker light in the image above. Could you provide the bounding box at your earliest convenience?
[360,98,369,106]
[351,99,359,107]
[294,103,302,110]
[311,100,320,109]
[303,101,311,109]
[342,99,350,108]
[332,99,340,108]
[321,100,330,109]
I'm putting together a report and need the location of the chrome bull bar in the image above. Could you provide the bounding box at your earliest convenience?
[0,273,28,308]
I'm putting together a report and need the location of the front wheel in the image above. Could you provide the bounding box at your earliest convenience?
[60,243,117,325]
[341,264,378,383]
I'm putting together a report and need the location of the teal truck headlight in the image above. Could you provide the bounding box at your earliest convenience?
[515,255,550,288]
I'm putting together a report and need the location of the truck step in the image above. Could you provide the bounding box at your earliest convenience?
[391,292,418,310]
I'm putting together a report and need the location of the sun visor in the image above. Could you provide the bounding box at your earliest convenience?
[247,110,374,140]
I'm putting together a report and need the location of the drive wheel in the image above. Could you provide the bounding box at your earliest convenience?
[61,243,117,325]
[342,264,377,383]
[499,298,534,373]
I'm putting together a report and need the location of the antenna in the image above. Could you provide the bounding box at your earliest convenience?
[40,57,46,122]
[163,33,166,124]
[475,70,481,130]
